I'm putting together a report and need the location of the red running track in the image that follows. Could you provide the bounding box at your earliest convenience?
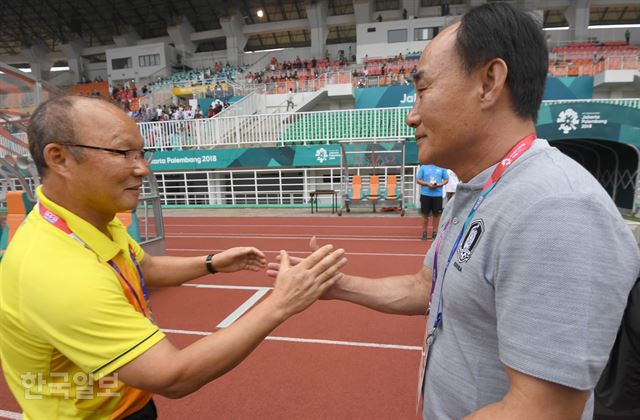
[1,214,435,419]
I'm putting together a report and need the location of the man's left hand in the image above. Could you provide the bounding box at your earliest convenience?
[212,247,267,273]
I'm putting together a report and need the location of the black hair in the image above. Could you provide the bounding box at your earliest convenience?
[455,2,548,121]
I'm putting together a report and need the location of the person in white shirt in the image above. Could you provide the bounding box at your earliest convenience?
[286,89,295,111]
[444,169,459,203]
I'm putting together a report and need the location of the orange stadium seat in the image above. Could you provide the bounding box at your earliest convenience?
[368,176,380,201]
[349,175,364,200]
[67,81,109,97]
[386,175,398,201]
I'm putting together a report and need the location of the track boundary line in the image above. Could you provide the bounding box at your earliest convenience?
[161,328,421,351]
[166,234,422,242]
[165,223,419,229]
[182,284,273,291]
[216,288,271,328]
[0,409,21,419]
[170,248,425,257]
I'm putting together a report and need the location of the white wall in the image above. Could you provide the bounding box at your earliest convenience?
[186,51,229,69]
[546,28,640,46]
[356,16,455,62]
[106,43,171,84]
[85,61,108,81]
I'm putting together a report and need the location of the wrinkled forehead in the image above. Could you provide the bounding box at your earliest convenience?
[73,100,142,145]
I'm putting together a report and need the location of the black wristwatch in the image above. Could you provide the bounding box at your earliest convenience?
[205,253,217,274]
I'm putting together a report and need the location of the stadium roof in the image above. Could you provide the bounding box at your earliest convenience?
[0,0,638,57]
[0,0,356,57]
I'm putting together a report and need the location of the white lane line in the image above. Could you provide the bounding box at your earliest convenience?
[166,234,420,242]
[0,410,21,419]
[182,283,273,291]
[165,223,418,229]
[161,328,421,351]
[216,288,271,328]
[169,248,425,257]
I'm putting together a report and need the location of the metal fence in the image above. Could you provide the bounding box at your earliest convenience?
[137,107,414,150]
[148,166,420,208]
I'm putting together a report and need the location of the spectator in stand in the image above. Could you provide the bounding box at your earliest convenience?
[625,29,630,45]
[377,14,382,22]
[286,88,296,111]
[214,82,223,99]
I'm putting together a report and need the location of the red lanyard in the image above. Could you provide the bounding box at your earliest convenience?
[38,203,153,320]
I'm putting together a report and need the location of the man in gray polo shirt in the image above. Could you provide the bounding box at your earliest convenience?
[272,3,640,419]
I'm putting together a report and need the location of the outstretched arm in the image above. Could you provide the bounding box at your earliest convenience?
[267,238,431,315]
[322,265,432,315]
[118,245,348,398]
[140,247,267,288]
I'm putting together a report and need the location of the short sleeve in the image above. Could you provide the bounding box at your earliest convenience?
[22,260,165,379]
[495,194,639,389]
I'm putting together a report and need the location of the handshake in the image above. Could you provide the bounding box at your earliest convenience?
[264,237,347,320]
[215,237,348,320]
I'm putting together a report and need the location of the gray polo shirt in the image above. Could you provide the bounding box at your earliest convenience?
[422,139,640,419]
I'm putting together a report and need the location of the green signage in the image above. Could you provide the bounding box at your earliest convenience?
[537,101,640,146]
[150,143,419,171]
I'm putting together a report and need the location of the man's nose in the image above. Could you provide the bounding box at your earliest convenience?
[405,104,420,128]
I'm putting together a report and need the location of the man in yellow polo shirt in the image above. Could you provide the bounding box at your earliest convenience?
[0,95,347,419]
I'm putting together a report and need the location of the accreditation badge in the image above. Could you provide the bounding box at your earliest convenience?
[416,327,438,414]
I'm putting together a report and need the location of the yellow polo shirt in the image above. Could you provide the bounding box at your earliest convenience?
[0,186,165,419]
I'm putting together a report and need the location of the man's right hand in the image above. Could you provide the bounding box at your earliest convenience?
[269,244,346,319]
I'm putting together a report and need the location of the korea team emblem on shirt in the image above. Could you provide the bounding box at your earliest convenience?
[458,219,484,263]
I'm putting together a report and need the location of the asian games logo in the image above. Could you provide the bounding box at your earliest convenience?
[557,108,580,134]
[43,210,59,224]
[315,148,329,163]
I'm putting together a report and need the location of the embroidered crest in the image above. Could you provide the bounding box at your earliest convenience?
[458,219,484,263]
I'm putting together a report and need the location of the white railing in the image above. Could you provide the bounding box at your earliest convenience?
[253,71,352,95]
[548,55,639,77]
[215,90,264,118]
[137,107,414,150]
[0,132,29,157]
[138,85,174,109]
[149,166,419,208]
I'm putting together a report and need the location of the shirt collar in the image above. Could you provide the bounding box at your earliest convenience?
[457,138,546,192]
[36,186,129,262]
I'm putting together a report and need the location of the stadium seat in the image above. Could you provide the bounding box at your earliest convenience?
[368,175,380,201]
[348,175,367,201]
[385,175,399,201]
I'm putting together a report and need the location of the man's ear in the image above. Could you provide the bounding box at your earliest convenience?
[42,143,74,178]
[478,58,508,110]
